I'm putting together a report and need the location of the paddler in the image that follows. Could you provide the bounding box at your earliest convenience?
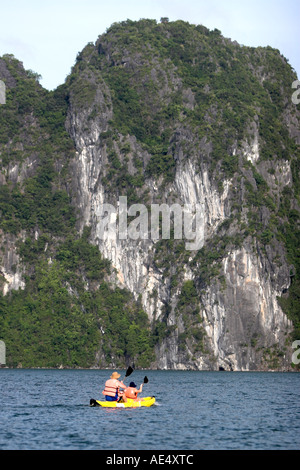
[102,371,127,401]
[121,381,144,402]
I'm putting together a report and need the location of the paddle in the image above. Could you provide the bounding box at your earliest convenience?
[134,376,149,402]
[142,376,155,400]
[117,366,134,402]
[124,366,134,379]
[141,376,148,393]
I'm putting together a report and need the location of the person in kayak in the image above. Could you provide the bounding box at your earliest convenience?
[121,381,144,402]
[102,371,127,401]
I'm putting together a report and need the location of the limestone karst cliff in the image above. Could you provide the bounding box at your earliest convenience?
[0,19,299,370]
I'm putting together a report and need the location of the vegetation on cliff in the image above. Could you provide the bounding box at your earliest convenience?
[0,53,154,368]
[0,19,299,368]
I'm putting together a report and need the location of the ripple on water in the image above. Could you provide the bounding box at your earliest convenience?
[0,369,300,450]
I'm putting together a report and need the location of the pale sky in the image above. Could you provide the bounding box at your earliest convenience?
[0,0,299,90]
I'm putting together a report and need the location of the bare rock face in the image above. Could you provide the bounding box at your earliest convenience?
[0,232,26,295]
[65,60,295,370]
[204,246,292,371]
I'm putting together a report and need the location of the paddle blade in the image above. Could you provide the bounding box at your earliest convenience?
[143,376,148,384]
[125,366,134,377]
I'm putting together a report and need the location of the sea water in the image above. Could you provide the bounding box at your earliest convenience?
[0,369,299,450]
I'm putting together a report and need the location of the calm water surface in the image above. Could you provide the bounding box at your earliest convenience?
[0,369,299,450]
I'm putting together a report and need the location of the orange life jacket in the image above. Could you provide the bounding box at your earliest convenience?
[125,386,138,399]
[102,378,121,397]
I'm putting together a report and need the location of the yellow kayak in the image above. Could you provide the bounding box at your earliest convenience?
[90,396,155,408]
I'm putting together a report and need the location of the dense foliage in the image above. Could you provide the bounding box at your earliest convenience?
[0,53,154,368]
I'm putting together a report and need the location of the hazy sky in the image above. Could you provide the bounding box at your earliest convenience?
[0,0,299,90]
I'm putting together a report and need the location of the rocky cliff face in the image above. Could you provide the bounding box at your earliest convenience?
[1,19,299,370]
[63,19,300,370]
[65,104,294,370]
